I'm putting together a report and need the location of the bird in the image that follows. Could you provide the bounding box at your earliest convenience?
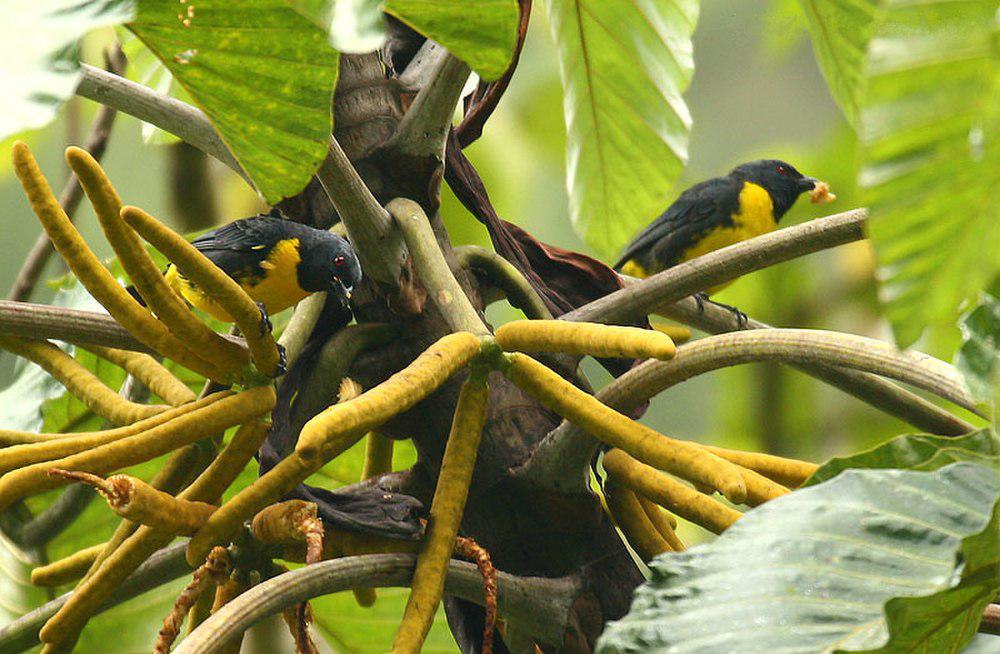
[161,213,362,326]
[613,159,834,323]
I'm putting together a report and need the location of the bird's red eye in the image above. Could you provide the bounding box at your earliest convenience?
[776,164,789,175]
[334,256,346,268]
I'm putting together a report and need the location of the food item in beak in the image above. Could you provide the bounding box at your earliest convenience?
[809,181,836,204]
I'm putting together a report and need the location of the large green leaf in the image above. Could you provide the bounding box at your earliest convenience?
[955,293,1000,406]
[287,0,519,81]
[596,462,1000,653]
[806,428,1000,486]
[543,0,699,258]
[799,0,1000,347]
[0,1,135,141]
[129,0,341,203]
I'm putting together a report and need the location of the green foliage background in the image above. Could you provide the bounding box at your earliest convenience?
[0,1,995,652]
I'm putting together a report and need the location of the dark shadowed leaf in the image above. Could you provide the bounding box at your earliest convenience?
[596,462,1000,654]
[542,0,699,258]
[129,0,341,203]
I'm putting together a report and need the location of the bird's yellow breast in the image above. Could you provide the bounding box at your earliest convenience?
[166,238,310,322]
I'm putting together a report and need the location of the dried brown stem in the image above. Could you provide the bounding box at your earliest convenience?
[154,546,232,654]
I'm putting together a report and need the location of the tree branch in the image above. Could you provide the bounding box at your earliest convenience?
[656,295,976,436]
[75,65,248,185]
[389,51,470,158]
[523,329,978,489]
[561,208,868,325]
[315,137,404,285]
[178,554,581,654]
[0,542,190,652]
[455,245,553,319]
[0,301,247,354]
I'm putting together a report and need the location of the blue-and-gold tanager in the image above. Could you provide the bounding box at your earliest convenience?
[614,159,835,290]
[161,213,362,324]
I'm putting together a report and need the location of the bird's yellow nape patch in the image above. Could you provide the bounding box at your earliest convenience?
[619,260,648,279]
[680,181,777,265]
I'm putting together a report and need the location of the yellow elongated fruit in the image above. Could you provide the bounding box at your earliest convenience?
[0,335,168,426]
[603,449,741,535]
[604,480,671,561]
[296,331,482,460]
[121,205,282,377]
[504,353,747,503]
[495,320,675,360]
[30,544,105,587]
[637,495,684,551]
[66,147,249,374]
[40,419,271,648]
[649,321,692,344]
[393,374,489,654]
[699,445,818,488]
[0,388,273,511]
[0,392,229,475]
[10,142,224,381]
[186,451,314,566]
[738,467,790,506]
[80,344,196,406]
[49,470,216,535]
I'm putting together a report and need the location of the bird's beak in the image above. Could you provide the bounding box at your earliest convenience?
[330,278,352,305]
[798,176,821,192]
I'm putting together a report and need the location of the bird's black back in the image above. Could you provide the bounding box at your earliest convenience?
[190,215,326,280]
[613,175,742,273]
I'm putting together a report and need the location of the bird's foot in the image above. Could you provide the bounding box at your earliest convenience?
[697,294,748,329]
[256,302,273,336]
[274,343,287,377]
[695,292,708,314]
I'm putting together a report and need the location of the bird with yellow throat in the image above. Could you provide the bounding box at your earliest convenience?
[613,159,835,324]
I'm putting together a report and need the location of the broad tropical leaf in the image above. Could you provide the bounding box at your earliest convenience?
[543,0,699,258]
[805,428,1000,486]
[955,293,1000,406]
[0,0,135,141]
[596,462,1000,653]
[287,0,519,80]
[129,0,341,203]
[799,0,999,346]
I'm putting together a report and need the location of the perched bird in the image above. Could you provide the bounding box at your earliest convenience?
[614,160,834,293]
[162,213,362,324]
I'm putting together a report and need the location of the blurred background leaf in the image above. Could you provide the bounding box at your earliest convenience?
[541,0,699,259]
[596,462,1000,653]
[955,292,1000,406]
[0,1,135,142]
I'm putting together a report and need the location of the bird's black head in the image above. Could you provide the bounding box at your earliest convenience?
[296,230,363,306]
[729,159,819,220]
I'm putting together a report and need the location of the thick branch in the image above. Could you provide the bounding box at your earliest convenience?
[0,301,247,354]
[75,65,248,184]
[178,554,580,654]
[315,137,404,285]
[0,542,190,652]
[524,329,977,489]
[390,52,470,158]
[562,208,868,325]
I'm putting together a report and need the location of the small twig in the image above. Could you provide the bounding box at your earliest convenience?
[9,55,121,302]
[75,64,247,183]
[154,547,232,654]
[454,537,499,654]
[0,300,247,354]
[0,542,191,653]
[176,554,582,654]
[388,198,489,335]
[281,602,318,654]
[315,137,404,285]
[562,209,868,325]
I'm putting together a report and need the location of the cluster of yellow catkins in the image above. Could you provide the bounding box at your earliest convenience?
[3,143,819,654]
